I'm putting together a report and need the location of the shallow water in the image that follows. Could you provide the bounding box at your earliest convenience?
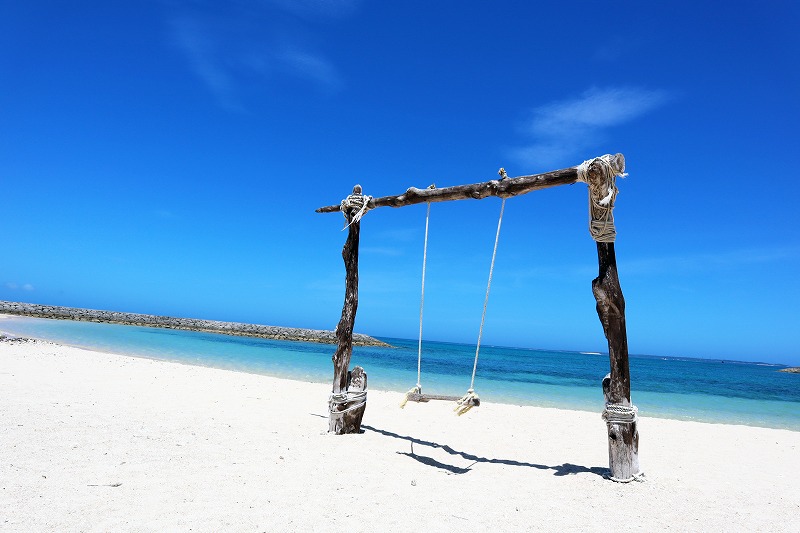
[2,316,798,430]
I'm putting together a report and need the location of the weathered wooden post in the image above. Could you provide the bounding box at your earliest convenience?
[580,155,642,482]
[328,185,369,434]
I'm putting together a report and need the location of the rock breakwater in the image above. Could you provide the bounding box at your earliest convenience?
[0,301,390,347]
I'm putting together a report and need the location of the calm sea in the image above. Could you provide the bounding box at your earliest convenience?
[2,316,798,431]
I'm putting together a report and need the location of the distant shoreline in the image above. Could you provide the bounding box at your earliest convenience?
[0,301,390,347]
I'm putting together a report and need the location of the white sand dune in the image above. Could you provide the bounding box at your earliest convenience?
[2,339,798,531]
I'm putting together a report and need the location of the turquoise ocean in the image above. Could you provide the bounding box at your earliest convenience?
[2,316,798,431]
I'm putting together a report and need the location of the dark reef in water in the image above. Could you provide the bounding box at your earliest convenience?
[0,301,390,347]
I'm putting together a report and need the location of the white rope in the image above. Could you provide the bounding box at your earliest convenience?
[329,390,367,415]
[402,193,434,409]
[340,192,371,230]
[464,178,507,403]
[416,201,431,391]
[604,471,646,483]
[575,155,627,243]
[601,403,638,424]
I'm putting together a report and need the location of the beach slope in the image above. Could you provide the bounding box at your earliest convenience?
[1,339,798,531]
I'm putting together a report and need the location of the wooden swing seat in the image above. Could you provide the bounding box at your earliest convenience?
[405,392,481,406]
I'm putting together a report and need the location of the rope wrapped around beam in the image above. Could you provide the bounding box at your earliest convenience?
[576,155,628,243]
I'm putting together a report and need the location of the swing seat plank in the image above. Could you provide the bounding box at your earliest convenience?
[406,393,481,406]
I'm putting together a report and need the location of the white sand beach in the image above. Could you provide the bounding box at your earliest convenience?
[2,338,798,532]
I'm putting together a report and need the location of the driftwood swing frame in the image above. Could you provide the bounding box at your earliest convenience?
[316,153,642,482]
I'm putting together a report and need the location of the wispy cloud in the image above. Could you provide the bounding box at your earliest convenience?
[277,48,343,90]
[497,246,800,286]
[166,2,352,110]
[170,17,242,111]
[154,209,179,220]
[267,0,360,19]
[512,87,669,169]
[361,246,404,257]
[623,246,800,277]
[5,282,34,291]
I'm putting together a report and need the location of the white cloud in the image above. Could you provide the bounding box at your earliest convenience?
[361,246,403,257]
[154,209,179,220]
[4,282,34,291]
[278,48,343,90]
[512,87,669,169]
[167,3,350,110]
[170,17,242,111]
[623,246,800,276]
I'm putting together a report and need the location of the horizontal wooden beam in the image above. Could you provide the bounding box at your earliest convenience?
[315,154,625,213]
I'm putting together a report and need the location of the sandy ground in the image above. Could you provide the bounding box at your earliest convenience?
[1,338,798,532]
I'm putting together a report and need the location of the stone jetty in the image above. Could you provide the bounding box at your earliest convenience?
[0,301,390,347]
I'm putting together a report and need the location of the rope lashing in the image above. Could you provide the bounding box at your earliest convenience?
[329,390,367,415]
[576,155,627,243]
[400,385,421,409]
[604,470,646,483]
[454,389,479,416]
[340,185,372,230]
[601,402,638,424]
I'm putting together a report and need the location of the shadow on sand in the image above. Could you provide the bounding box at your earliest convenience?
[361,424,607,477]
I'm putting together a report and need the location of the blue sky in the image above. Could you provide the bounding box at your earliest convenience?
[2,1,799,365]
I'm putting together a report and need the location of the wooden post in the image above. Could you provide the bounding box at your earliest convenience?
[586,158,641,481]
[595,244,640,480]
[328,186,368,434]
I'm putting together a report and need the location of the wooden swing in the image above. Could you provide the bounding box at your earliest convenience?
[401,171,509,414]
[317,154,642,483]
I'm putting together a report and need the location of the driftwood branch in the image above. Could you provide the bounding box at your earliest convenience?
[328,186,367,434]
[315,154,624,213]
[584,156,639,481]
[595,244,639,480]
